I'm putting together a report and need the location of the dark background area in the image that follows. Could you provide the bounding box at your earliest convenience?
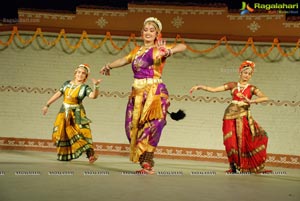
[1,0,299,21]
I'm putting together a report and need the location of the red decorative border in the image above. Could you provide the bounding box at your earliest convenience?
[0,137,299,169]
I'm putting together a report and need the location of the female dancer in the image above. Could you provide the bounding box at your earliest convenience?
[100,17,186,174]
[190,60,271,173]
[42,64,102,163]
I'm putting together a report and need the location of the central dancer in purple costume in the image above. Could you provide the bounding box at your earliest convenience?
[100,17,186,174]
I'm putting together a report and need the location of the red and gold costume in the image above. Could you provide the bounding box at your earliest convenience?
[222,62,269,173]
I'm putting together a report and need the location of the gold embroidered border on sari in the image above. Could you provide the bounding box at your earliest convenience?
[129,83,168,162]
[223,102,256,138]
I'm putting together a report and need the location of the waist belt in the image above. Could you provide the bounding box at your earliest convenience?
[133,78,162,89]
[231,100,248,106]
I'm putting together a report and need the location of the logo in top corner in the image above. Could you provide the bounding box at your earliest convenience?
[240,2,255,15]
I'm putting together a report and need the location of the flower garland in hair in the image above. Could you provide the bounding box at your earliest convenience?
[78,63,91,74]
[144,17,162,31]
[239,60,255,73]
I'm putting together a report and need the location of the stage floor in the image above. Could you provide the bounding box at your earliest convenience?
[0,150,299,201]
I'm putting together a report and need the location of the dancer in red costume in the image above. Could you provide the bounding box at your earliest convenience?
[190,61,272,173]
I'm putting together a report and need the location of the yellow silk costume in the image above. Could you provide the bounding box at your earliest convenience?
[52,80,94,161]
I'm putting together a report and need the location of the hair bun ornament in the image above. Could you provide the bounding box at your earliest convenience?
[144,17,162,31]
[78,64,91,74]
[167,109,186,121]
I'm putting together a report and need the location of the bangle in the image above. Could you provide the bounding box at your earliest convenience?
[164,50,169,57]
[107,64,112,70]
[94,85,100,89]
[45,104,50,108]
[164,49,172,57]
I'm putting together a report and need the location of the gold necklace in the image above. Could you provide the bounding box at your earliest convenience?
[133,46,151,70]
[236,82,248,98]
[66,83,81,100]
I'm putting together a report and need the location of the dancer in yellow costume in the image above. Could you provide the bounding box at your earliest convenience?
[42,64,102,163]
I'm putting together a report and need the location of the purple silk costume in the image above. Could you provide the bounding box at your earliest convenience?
[124,46,170,163]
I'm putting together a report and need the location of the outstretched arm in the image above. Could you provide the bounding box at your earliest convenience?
[42,91,62,115]
[88,78,102,99]
[189,84,227,94]
[100,57,130,76]
[171,43,187,54]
